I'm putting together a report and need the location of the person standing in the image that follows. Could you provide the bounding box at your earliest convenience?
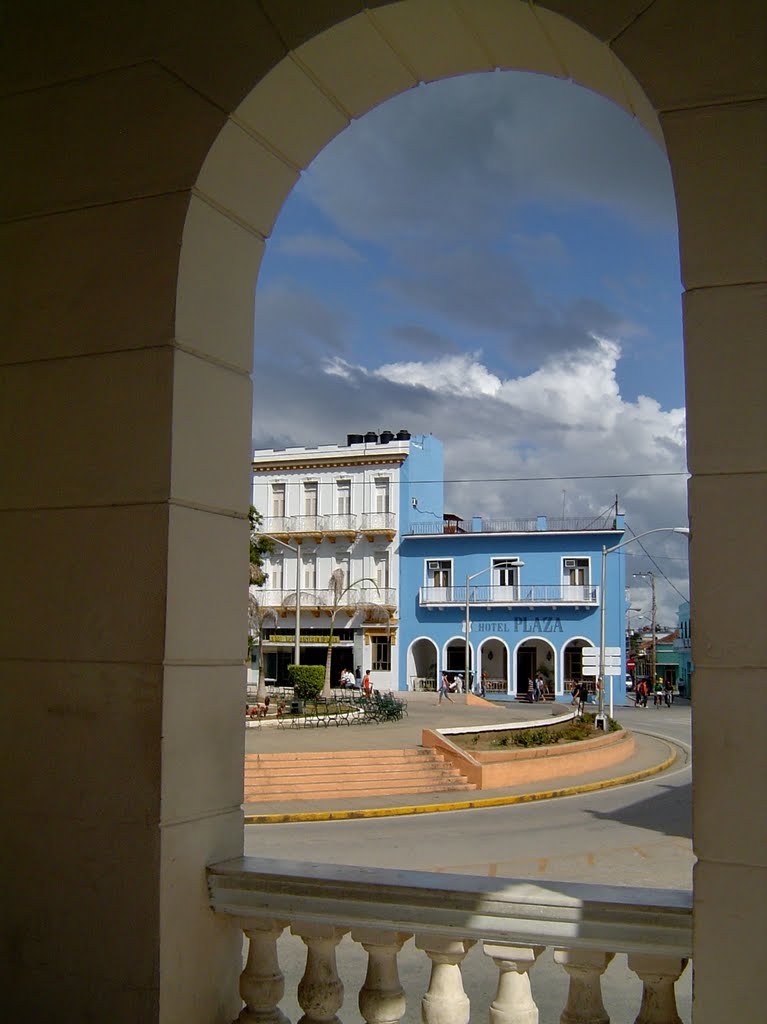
[362,670,372,697]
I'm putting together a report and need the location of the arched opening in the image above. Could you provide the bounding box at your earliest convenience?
[443,635,471,688]
[7,2,764,1021]
[407,636,438,691]
[563,636,595,699]
[478,637,510,696]
[514,637,556,697]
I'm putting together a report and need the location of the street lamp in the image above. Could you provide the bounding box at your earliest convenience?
[464,561,523,695]
[265,536,302,667]
[633,572,657,692]
[598,527,689,724]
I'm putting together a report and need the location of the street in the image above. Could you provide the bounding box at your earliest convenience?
[242,705,693,1022]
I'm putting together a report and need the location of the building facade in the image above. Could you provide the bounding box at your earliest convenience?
[399,514,628,703]
[251,431,443,689]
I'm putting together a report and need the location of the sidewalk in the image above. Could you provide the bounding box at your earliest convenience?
[243,693,682,823]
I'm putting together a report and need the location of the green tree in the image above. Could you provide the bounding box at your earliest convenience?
[248,506,273,586]
[248,593,278,703]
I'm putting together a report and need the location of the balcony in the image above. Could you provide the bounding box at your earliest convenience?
[324,513,358,541]
[419,584,599,608]
[360,511,397,540]
[255,588,397,615]
[208,857,691,1024]
[260,514,392,544]
[407,515,618,536]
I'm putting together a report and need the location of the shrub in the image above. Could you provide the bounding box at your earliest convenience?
[287,664,324,700]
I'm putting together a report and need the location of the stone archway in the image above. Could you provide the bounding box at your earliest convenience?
[5,3,764,1021]
[407,636,438,691]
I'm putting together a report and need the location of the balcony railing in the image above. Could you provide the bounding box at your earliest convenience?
[208,857,691,1024]
[259,514,392,541]
[360,512,397,535]
[419,584,599,607]
[406,515,618,536]
[255,587,397,612]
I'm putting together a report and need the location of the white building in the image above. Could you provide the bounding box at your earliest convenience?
[251,431,444,690]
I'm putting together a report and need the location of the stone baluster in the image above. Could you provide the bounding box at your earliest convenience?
[415,935,475,1024]
[292,922,348,1024]
[237,918,290,1024]
[626,955,689,1024]
[553,949,615,1024]
[483,944,544,1024]
[352,927,413,1024]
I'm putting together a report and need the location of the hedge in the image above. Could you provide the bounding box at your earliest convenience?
[287,664,324,700]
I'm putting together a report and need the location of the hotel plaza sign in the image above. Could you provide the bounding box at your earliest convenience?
[474,617,564,634]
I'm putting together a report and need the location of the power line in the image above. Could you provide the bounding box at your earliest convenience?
[626,524,692,602]
[434,471,688,484]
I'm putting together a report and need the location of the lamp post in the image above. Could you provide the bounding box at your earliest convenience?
[598,527,689,723]
[265,536,302,666]
[464,567,491,694]
[463,561,523,695]
[633,572,657,691]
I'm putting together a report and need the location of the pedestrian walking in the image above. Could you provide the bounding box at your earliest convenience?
[438,671,454,704]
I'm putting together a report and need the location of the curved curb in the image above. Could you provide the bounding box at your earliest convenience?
[244,741,678,825]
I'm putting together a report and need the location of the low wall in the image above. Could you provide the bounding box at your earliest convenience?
[421,727,635,790]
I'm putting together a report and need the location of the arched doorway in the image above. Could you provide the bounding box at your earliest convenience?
[478,637,509,696]
[407,636,438,692]
[514,637,556,697]
[6,3,763,1022]
[443,635,472,689]
[563,637,594,696]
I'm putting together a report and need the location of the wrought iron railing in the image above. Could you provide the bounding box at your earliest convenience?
[419,584,599,606]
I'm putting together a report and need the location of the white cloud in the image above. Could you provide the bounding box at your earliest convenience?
[374,352,502,398]
[275,233,363,263]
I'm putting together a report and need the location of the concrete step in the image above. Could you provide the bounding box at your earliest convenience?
[244,747,475,803]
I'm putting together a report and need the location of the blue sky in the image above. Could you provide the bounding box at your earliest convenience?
[252,71,689,623]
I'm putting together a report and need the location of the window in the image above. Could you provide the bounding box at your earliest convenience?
[372,635,391,671]
[270,560,283,592]
[374,554,389,590]
[303,555,316,590]
[335,555,350,585]
[336,479,351,515]
[303,482,318,516]
[374,477,390,513]
[427,560,451,588]
[493,558,519,587]
[271,483,285,518]
[563,557,590,585]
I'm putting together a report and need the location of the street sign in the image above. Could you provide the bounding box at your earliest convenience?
[582,647,621,676]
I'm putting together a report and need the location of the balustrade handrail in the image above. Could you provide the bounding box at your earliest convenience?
[419,584,599,605]
[208,857,692,957]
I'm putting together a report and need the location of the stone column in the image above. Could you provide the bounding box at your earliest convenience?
[352,928,412,1024]
[627,955,688,1024]
[484,944,544,1024]
[293,922,347,1024]
[415,935,475,1024]
[238,919,290,1024]
[554,949,614,1024]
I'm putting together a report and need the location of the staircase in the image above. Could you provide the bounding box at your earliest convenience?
[244,748,476,803]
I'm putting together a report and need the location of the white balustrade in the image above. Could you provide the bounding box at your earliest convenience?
[627,954,689,1024]
[554,949,614,1024]
[208,858,692,1024]
[484,943,544,1024]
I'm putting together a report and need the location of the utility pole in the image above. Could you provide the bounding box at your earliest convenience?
[634,572,657,685]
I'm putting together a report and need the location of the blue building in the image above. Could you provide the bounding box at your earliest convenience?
[398,513,628,704]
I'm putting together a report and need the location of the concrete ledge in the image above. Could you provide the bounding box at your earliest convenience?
[422,727,635,790]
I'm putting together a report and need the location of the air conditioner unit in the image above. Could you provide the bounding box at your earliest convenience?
[564,558,577,568]
[427,561,443,570]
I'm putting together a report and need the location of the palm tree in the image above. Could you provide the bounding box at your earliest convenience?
[322,569,391,699]
[248,592,278,703]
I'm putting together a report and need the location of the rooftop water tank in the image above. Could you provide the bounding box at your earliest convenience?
[347,433,363,446]
[379,430,394,444]
[396,429,411,440]
[364,431,378,444]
